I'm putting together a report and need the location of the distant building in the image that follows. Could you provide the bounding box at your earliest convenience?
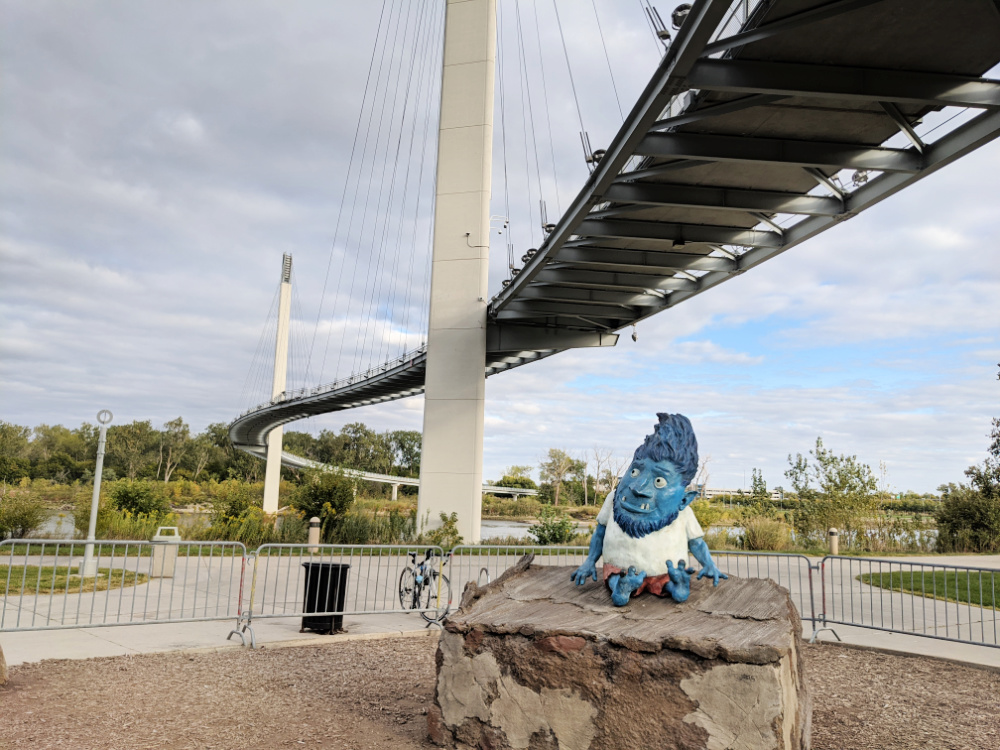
[698,486,784,502]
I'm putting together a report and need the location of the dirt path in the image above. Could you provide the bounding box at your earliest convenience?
[1,636,997,749]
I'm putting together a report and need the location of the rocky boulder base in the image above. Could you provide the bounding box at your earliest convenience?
[0,642,7,686]
[430,556,810,750]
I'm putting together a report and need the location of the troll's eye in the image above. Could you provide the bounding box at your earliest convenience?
[654,476,667,488]
[630,467,640,477]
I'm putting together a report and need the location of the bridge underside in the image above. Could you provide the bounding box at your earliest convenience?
[491,0,1000,329]
[232,0,1000,458]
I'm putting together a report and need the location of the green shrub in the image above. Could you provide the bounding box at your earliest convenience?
[419,512,463,550]
[100,509,178,541]
[326,508,416,545]
[935,486,1000,553]
[703,527,741,550]
[108,480,169,517]
[0,484,48,539]
[481,495,542,518]
[210,479,262,520]
[291,469,355,541]
[741,517,791,551]
[690,499,723,530]
[528,506,575,545]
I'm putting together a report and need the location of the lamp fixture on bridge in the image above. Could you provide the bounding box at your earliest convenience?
[671,4,692,30]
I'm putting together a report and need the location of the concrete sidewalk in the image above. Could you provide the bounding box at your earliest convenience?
[4,601,999,672]
[1,611,434,667]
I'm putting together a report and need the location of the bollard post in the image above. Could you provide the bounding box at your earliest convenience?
[828,528,839,556]
[308,517,321,554]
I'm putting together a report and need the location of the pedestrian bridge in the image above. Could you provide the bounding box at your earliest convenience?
[230,0,1000,531]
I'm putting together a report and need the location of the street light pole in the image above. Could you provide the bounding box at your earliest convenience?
[79,409,112,577]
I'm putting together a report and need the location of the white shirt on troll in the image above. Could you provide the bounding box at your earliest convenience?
[596,489,704,577]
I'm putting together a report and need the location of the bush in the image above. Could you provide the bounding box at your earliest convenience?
[419,512,463,550]
[690,499,723,530]
[108,480,169,517]
[326,508,416,545]
[291,469,355,541]
[935,486,1000,553]
[741,517,791,551]
[481,495,542,518]
[210,479,262,521]
[0,484,47,539]
[703,526,741,550]
[528,506,575,545]
[935,418,1000,553]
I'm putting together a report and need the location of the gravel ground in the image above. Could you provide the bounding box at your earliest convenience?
[1,636,997,750]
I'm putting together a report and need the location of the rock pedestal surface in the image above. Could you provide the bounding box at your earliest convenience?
[430,556,810,750]
[0,642,7,686]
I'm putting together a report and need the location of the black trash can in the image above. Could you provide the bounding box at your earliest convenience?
[300,562,351,634]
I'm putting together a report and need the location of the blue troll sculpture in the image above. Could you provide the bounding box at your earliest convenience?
[570,413,727,606]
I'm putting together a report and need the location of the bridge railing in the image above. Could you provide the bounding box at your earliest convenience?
[237,344,428,419]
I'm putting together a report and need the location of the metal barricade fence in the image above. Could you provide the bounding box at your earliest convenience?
[713,552,819,625]
[449,545,590,595]
[0,538,247,632]
[819,556,999,649]
[245,544,449,624]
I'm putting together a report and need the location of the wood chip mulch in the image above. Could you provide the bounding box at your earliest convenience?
[0,636,997,749]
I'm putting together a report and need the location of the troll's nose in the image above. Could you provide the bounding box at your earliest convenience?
[632,476,653,497]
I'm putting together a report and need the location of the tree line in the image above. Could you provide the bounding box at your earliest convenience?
[0,419,422,485]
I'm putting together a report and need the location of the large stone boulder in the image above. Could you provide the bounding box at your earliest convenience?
[0,642,8,686]
[430,556,810,750]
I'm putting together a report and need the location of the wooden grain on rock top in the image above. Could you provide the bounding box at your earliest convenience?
[446,560,801,665]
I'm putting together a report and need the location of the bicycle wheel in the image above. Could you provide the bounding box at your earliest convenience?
[398,566,420,611]
[420,573,452,622]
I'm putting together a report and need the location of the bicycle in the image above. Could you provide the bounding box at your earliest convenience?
[398,548,453,622]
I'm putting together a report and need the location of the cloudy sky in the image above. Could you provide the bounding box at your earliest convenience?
[2,1,998,494]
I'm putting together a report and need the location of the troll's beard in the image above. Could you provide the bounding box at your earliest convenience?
[612,499,678,539]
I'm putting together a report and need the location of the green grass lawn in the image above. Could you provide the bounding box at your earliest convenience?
[0,565,149,595]
[858,570,998,610]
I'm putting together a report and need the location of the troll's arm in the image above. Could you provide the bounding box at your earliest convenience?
[570,523,606,585]
[688,537,727,587]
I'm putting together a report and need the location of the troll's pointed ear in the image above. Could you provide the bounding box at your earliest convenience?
[680,489,698,509]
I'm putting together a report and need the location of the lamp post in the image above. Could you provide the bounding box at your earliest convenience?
[79,409,112,578]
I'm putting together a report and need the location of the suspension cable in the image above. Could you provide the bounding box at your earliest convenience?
[591,0,624,120]
[529,0,563,216]
[318,0,399,385]
[331,0,407,380]
[240,284,281,409]
[497,0,514,272]
[552,0,588,139]
[372,0,438,366]
[515,0,545,246]
[305,0,390,387]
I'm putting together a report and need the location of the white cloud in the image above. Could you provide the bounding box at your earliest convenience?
[0,2,996,496]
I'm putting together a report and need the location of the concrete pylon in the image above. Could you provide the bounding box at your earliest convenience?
[263,253,293,515]
[417,0,497,543]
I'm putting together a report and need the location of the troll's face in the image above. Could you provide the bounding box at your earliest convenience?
[612,456,695,539]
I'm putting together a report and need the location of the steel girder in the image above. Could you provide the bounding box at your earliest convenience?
[489,0,1000,331]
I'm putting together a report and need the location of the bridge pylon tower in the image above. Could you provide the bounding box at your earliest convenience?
[263,253,292,515]
[418,0,497,542]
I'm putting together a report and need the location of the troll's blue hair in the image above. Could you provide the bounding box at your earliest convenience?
[632,413,699,486]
